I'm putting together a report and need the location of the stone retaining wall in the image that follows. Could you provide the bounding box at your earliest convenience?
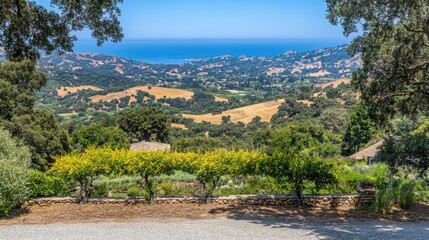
[27,194,361,208]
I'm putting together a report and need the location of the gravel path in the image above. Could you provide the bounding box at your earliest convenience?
[1,218,428,240]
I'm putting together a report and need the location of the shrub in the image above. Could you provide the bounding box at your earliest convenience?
[27,170,70,198]
[159,182,175,196]
[94,175,141,192]
[372,178,415,213]
[397,180,415,209]
[127,185,142,198]
[0,129,31,216]
[91,183,109,198]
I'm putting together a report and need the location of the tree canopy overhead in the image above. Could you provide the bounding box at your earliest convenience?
[0,0,124,61]
[326,0,429,123]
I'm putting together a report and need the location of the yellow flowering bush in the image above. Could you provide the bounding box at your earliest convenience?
[50,147,268,203]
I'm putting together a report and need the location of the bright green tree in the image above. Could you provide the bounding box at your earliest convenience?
[268,123,341,157]
[265,123,337,199]
[342,105,376,156]
[72,124,131,151]
[3,108,71,170]
[118,107,170,142]
[0,128,31,216]
[263,152,335,199]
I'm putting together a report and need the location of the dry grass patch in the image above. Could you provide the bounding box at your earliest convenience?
[182,99,285,125]
[266,68,285,76]
[315,78,351,89]
[308,70,331,77]
[57,86,103,97]
[90,86,228,104]
[297,100,314,106]
[171,123,188,130]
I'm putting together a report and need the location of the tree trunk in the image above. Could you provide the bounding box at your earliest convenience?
[79,177,94,204]
[201,182,207,197]
[144,174,155,204]
[205,177,220,204]
[294,179,302,207]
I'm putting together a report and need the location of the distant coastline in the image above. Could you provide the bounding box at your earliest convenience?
[73,39,349,64]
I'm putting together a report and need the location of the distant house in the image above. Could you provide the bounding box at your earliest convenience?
[348,140,384,164]
[130,140,171,152]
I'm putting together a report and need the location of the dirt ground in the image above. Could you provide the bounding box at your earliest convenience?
[1,202,429,225]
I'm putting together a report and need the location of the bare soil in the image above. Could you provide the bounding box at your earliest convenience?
[1,202,428,225]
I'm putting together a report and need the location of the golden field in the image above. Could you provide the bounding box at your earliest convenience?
[315,78,351,89]
[182,99,285,125]
[90,86,228,103]
[57,86,103,97]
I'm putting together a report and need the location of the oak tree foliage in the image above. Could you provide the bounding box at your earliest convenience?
[0,62,70,170]
[0,0,124,61]
[326,0,429,123]
[118,107,170,143]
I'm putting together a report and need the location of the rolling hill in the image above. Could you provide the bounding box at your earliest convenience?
[182,99,285,124]
[89,86,228,103]
[57,86,103,97]
[315,78,351,89]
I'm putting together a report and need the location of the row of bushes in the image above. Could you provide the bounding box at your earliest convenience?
[50,147,337,203]
[5,149,418,217]
[23,155,422,215]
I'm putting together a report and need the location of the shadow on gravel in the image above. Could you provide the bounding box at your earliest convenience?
[209,203,429,240]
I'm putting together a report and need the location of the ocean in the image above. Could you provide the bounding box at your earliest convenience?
[73,39,349,64]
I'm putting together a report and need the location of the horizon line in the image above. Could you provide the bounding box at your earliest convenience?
[76,38,351,42]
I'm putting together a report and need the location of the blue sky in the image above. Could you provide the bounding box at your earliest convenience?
[37,0,347,40]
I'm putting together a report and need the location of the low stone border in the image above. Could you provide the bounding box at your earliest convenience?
[26,194,361,208]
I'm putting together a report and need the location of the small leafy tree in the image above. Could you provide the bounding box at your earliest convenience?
[184,150,266,203]
[265,123,337,200]
[264,152,335,200]
[126,150,174,203]
[192,150,234,203]
[0,128,31,216]
[50,147,126,203]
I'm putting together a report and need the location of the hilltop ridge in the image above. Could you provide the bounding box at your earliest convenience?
[0,45,361,89]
